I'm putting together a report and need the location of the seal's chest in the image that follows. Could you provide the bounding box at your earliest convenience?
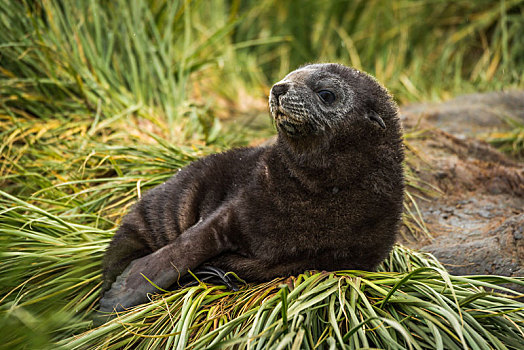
[269,193,355,235]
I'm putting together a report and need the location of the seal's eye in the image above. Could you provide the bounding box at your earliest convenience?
[318,90,335,104]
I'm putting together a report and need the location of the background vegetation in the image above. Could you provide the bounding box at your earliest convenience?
[1,0,523,348]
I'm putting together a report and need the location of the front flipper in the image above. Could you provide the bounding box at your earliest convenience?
[99,246,178,313]
[178,265,240,291]
[98,205,237,315]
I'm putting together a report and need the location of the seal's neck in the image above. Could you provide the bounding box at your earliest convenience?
[270,134,372,192]
[276,135,332,169]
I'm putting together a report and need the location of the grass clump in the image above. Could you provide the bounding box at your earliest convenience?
[66,263,524,349]
[1,193,523,349]
[0,0,234,142]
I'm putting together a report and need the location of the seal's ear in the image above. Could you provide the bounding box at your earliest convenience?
[367,110,386,129]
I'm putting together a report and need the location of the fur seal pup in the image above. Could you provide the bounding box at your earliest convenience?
[99,63,404,313]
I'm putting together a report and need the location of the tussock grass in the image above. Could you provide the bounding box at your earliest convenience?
[0,190,108,348]
[0,0,232,142]
[232,0,524,102]
[1,193,523,349]
[1,0,523,348]
[65,262,524,349]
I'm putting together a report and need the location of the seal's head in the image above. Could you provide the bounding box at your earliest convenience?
[269,63,399,144]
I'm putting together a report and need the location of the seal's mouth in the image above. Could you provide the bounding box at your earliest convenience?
[273,110,303,136]
[270,95,307,137]
[273,107,302,123]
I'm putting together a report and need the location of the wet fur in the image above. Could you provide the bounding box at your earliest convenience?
[100,63,404,311]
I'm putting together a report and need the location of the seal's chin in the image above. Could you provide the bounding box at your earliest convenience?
[273,111,303,137]
[278,120,300,136]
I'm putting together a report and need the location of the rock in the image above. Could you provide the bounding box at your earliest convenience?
[399,90,524,292]
[401,90,524,136]
[423,214,523,277]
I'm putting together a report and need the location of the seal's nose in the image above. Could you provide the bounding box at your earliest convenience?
[271,83,289,101]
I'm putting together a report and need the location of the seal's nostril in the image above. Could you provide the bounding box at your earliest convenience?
[271,83,289,100]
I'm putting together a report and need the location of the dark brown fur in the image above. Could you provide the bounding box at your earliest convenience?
[100,63,404,312]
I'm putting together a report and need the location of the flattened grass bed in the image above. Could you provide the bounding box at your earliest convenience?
[1,194,523,348]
